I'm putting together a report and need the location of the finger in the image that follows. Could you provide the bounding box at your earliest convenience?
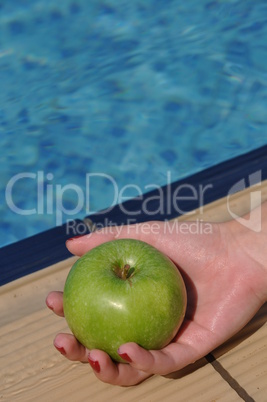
[88,349,150,386]
[54,333,88,362]
[117,340,199,376]
[46,291,64,317]
[65,221,218,270]
[65,222,165,257]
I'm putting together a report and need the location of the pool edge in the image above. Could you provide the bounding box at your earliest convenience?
[1,145,266,286]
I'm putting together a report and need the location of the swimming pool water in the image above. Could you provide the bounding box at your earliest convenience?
[1,0,267,247]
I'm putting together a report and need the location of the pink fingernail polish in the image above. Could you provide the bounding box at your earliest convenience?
[66,235,85,242]
[46,301,54,311]
[88,355,101,373]
[118,351,132,363]
[55,345,66,355]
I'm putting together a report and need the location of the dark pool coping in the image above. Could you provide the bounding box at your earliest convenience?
[1,145,266,286]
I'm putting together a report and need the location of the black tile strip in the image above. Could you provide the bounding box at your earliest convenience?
[206,353,255,402]
[0,145,266,286]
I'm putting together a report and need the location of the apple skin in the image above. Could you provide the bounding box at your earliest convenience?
[63,239,187,362]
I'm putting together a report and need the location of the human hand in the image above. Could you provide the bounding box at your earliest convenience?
[46,213,267,386]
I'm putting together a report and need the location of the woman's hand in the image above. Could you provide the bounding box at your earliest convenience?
[46,205,267,386]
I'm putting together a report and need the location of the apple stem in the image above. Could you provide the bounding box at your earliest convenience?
[122,264,130,280]
[114,264,135,280]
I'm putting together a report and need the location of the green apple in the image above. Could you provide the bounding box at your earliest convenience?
[63,239,187,362]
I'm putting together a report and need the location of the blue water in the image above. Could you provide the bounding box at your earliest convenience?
[0,0,267,247]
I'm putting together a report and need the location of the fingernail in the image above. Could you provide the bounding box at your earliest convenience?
[66,235,85,242]
[55,345,66,355]
[88,354,100,373]
[46,300,54,311]
[117,350,132,363]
